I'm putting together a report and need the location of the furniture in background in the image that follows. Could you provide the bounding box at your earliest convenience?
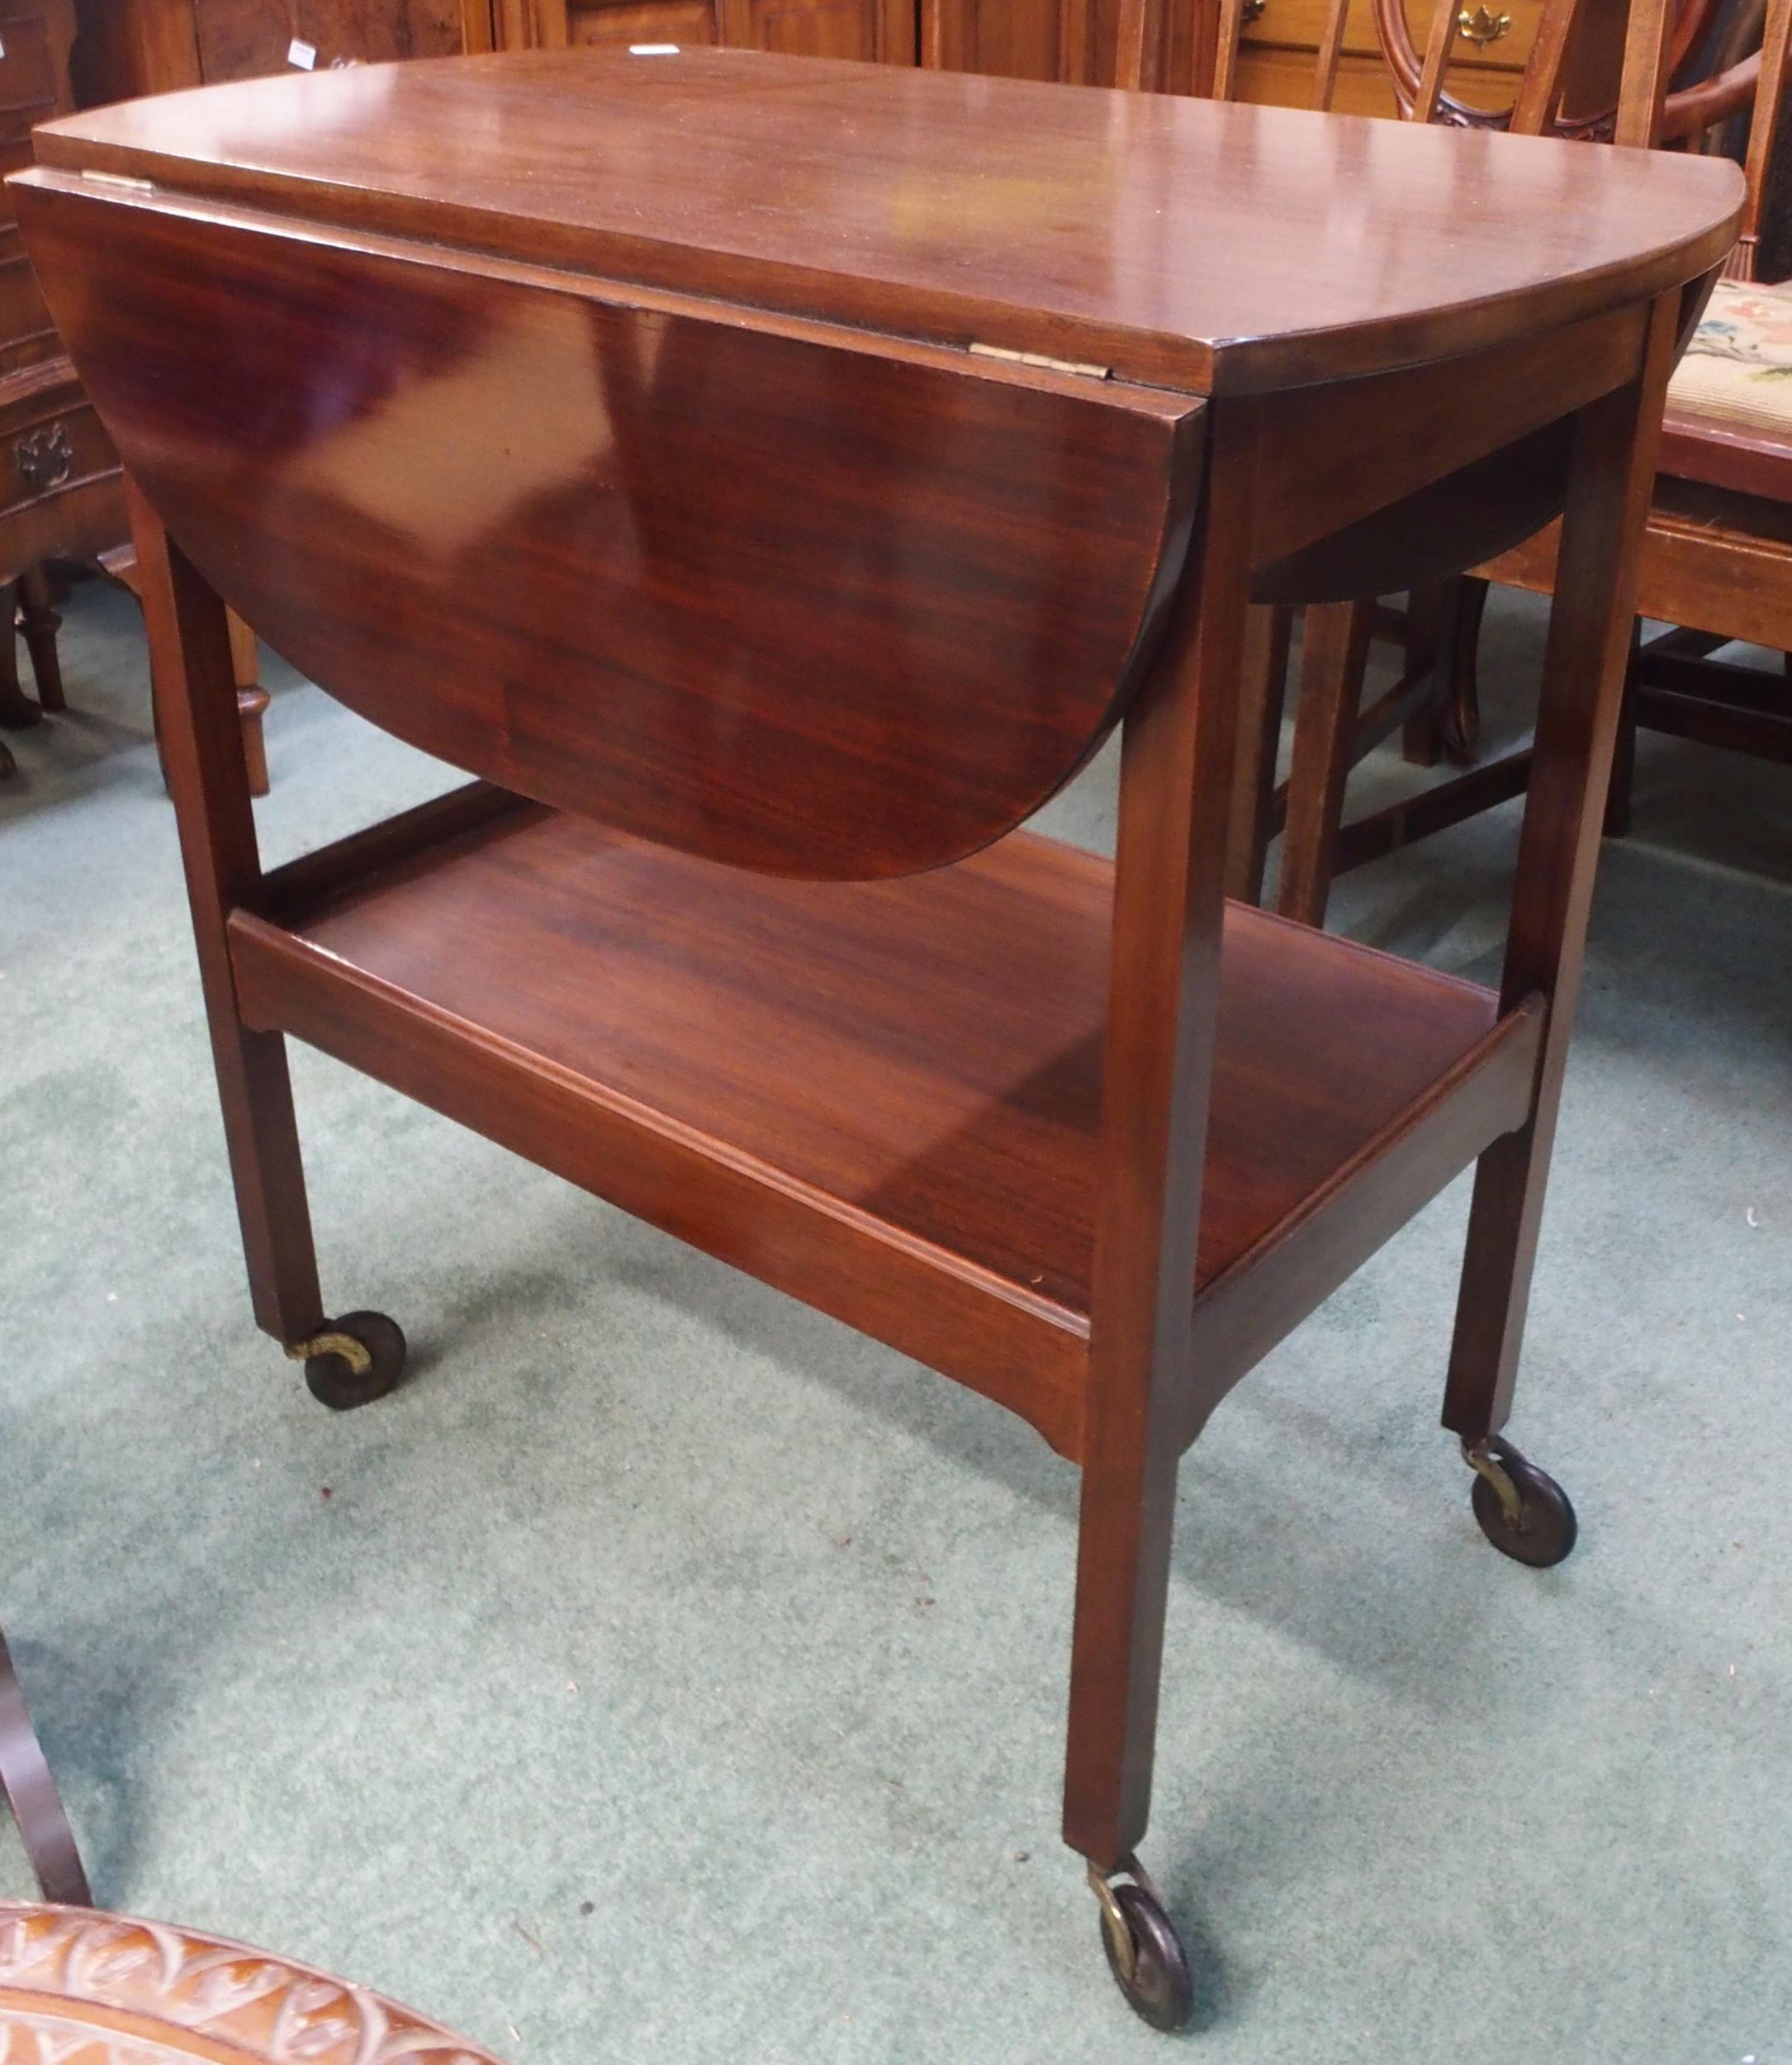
[1486,0,1792,826]
[0,0,123,781]
[0,1623,88,1907]
[17,48,1735,2025]
[1223,0,1788,922]
[0,1905,514,2063]
[0,0,273,787]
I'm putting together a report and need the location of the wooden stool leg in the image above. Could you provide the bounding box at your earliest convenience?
[129,480,325,1350]
[17,566,64,713]
[227,609,271,798]
[1400,576,1486,767]
[0,582,40,733]
[1275,599,1371,928]
[1442,298,1679,1452]
[1064,409,1253,2030]
[1224,603,1293,904]
[1436,574,1487,764]
[0,1622,91,1906]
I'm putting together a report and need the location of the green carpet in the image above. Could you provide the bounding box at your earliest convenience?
[2,579,1789,2063]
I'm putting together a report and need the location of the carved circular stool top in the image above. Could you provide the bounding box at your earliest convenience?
[0,1904,512,2064]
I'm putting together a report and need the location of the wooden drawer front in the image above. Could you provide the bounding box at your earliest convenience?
[0,225,45,340]
[0,393,116,517]
[0,12,58,130]
[567,0,894,55]
[1235,43,1406,113]
[728,0,886,59]
[567,0,722,41]
[0,136,31,225]
[1241,0,1536,100]
[0,241,54,373]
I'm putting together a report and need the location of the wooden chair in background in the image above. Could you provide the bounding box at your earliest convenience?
[1220,0,1789,921]
[0,1620,88,1906]
[1489,0,1792,831]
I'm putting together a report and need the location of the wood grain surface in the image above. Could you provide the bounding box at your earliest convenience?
[23,46,1744,393]
[19,175,1200,877]
[230,803,1518,1454]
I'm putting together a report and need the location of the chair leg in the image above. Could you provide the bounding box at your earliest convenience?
[1603,619,1641,838]
[1436,576,1487,765]
[1401,577,1486,767]
[1275,600,1371,928]
[0,582,40,733]
[0,1622,92,1906]
[17,566,64,713]
[1223,603,1293,904]
[227,609,270,799]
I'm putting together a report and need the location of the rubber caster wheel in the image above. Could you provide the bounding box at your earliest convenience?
[1468,1438,1577,1569]
[1097,1878,1194,2033]
[293,1312,407,1411]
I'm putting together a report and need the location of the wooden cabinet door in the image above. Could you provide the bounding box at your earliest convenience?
[920,0,1062,78]
[538,0,910,63]
[73,0,489,102]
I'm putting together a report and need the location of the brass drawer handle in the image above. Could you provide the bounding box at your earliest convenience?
[1458,5,1512,41]
[16,422,73,492]
[1241,0,1267,18]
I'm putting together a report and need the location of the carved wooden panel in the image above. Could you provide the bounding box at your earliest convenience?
[0,1905,508,2064]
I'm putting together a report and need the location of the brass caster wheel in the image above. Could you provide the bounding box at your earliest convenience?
[1464,1436,1577,1569]
[287,1312,407,1411]
[1092,1861,1193,2033]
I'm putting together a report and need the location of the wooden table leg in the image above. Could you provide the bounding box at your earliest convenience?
[227,609,271,799]
[1442,293,1681,1452]
[1276,598,1372,928]
[0,1623,91,1906]
[128,479,325,1354]
[1063,405,1256,2032]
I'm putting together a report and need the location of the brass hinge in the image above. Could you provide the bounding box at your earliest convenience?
[969,341,1112,380]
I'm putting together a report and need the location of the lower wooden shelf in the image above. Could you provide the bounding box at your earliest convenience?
[231,787,1542,1460]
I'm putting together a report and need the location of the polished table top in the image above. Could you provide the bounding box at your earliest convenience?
[32,49,1742,394]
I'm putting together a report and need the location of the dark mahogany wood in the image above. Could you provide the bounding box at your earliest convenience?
[127,479,325,1346]
[232,795,1523,1460]
[13,47,1740,2006]
[1444,291,1683,1441]
[24,50,1741,394]
[19,178,1200,879]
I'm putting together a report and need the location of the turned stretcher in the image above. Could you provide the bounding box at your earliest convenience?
[12,49,1741,2026]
